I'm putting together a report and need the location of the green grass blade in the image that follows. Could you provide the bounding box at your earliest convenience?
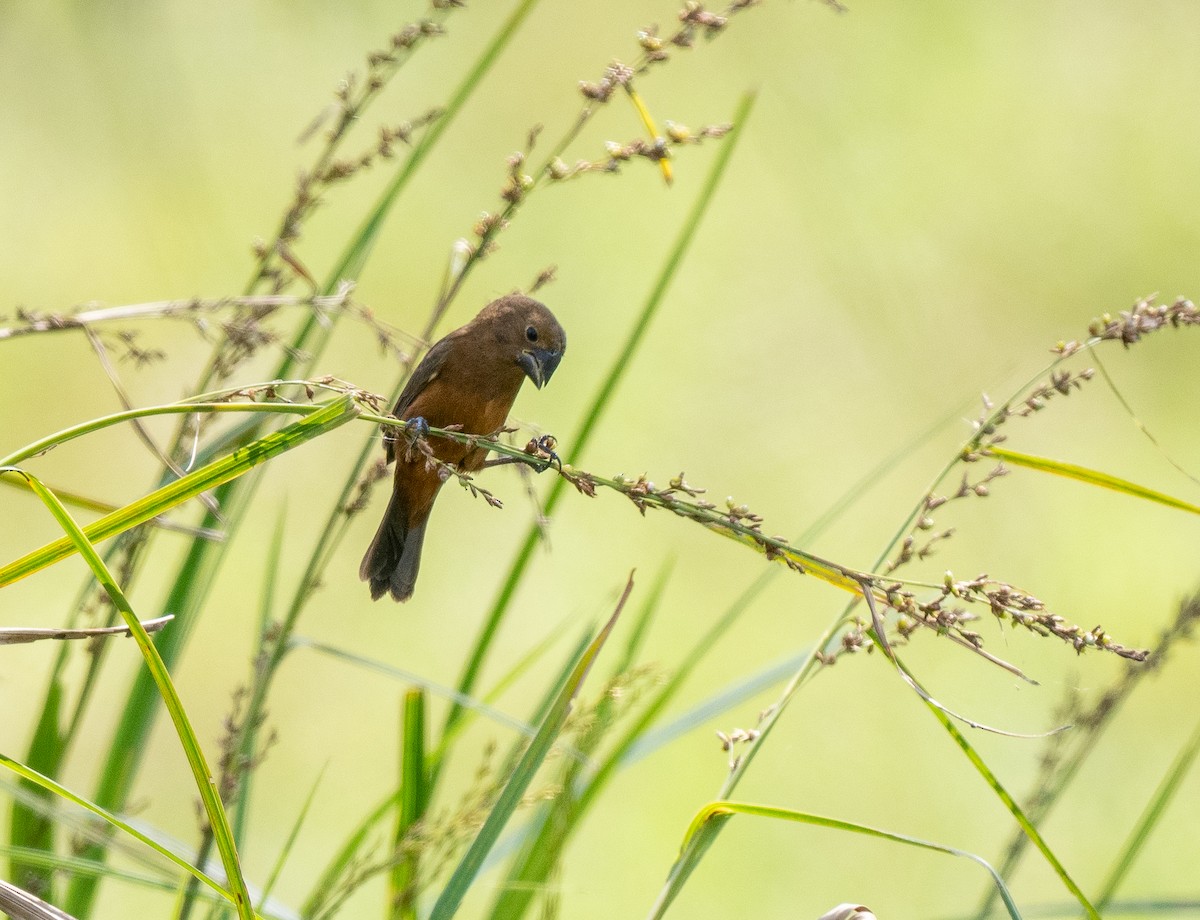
[296,627,591,920]
[2,844,171,894]
[7,674,64,903]
[1095,712,1200,910]
[428,579,631,920]
[391,689,428,920]
[487,563,673,920]
[0,475,221,539]
[989,446,1200,514]
[0,402,317,469]
[62,402,354,915]
[1,844,295,920]
[0,398,358,586]
[2,716,236,906]
[7,472,257,920]
[653,801,1022,920]
[513,404,968,917]
[192,509,295,920]
[928,701,1097,919]
[444,89,758,743]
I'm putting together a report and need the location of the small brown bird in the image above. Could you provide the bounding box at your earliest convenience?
[360,294,566,602]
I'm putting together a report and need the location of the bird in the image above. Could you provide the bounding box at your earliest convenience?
[360,293,566,602]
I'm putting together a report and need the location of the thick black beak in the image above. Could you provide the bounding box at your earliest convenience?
[517,347,562,389]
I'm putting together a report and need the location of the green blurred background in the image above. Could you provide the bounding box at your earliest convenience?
[2,1,1199,917]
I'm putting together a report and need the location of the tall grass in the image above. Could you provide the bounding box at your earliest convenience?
[3,3,1199,919]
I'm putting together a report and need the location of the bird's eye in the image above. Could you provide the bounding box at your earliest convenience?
[525,325,538,343]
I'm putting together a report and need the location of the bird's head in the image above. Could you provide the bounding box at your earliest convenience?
[482,294,566,389]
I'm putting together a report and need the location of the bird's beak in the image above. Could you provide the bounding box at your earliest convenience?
[517,347,563,390]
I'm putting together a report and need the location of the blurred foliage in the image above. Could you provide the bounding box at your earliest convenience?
[2,2,1199,918]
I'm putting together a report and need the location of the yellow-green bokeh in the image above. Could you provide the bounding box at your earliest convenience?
[2,2,1199,918]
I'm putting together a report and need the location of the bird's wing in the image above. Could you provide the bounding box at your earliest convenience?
[384,334,455,463]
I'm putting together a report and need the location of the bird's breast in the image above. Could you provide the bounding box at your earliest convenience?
[401,368,524,465]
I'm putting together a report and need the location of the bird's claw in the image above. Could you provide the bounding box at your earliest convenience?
[405,416,431,440]
[524,434,562,473]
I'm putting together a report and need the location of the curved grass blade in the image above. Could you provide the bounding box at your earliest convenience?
[0,402,318,469]
[651,801,1021,920]
[9,397,344,904]
[0,754,235,907]
[6,471,257,920]
[428,577,631,920]
[0,398,357,587]
[988,447,1200,515]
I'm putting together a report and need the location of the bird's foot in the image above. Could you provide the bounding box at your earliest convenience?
[404,416,431,440]
[527,434,562,472]
[480,434,562,472]
[399,416,432,463]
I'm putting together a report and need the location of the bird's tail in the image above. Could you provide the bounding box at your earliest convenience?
[359,491,428,602]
